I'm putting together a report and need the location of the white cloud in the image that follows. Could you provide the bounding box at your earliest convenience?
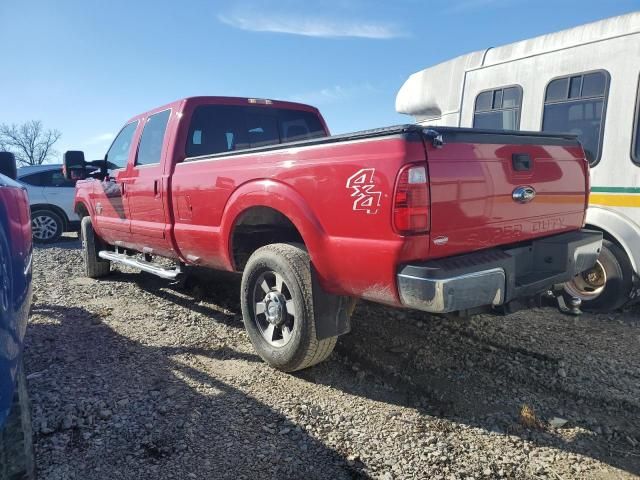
[217,12,406,39]
[84,132,115,146]
[288,83,380,105]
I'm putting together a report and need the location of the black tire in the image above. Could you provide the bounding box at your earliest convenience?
[0,360,35,480]
[565,239,633,312]
[81,217,110,278]
[31,209,63,244]
[240,243,338,372]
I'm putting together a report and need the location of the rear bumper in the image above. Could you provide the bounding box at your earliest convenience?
[397,229,603,313]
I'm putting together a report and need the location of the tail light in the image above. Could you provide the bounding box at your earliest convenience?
[393,164,429,234]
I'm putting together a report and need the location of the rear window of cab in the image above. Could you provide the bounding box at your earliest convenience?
[185,105,326,158]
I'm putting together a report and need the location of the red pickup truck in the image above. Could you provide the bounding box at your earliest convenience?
[65,96,602,371]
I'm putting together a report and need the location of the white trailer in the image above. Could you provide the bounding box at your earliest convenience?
[396,12,640,311]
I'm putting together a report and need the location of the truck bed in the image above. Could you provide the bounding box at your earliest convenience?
[185,124,581,162]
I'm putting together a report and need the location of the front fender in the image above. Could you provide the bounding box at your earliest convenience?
[220,179,331,276]
[74,199,94,218]
[73,181,96,218]
[586,206,640,273]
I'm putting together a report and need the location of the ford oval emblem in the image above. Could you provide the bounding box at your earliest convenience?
[512,186,536,203]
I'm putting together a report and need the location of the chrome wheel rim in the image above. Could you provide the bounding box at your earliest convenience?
[32,214,58,240]
[564,260,607,301]
[252,270,296,347]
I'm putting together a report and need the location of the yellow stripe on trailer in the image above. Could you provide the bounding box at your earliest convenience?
[590,193,640,208]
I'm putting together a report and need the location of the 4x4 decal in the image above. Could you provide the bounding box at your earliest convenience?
[346,168,381,214]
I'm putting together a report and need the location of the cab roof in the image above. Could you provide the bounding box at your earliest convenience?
[125,96,320,125]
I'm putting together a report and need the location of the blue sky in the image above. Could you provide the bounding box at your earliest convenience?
[0,0,638,160]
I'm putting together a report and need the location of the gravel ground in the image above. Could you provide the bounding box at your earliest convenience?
[25,235,640,479]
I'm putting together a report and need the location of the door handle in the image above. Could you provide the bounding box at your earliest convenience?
[154,179,159,197]
[120,182,126,195]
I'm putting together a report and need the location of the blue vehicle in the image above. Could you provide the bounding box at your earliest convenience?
[0,152,34,480]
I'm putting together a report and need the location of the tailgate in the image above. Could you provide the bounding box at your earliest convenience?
[424,128,588,259]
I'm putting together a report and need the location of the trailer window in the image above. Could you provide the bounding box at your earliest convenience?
[542,71,609,166]
[185,105,326,158]
[473,86,522,130]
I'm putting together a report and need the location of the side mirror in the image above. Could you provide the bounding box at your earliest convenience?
[62,150,87,180]
[0,152,17,180]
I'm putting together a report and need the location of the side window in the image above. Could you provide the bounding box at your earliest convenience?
[473,86,522,130]
[19,172,47,186]
[49,170,75,187]
[106,121,138,169]
[542,71,609,166]
[633,76,640,165]
[136,110,171,166]
[19,170,74,187]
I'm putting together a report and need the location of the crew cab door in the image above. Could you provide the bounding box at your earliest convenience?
[122,109,174,257]
[93,121,140,242]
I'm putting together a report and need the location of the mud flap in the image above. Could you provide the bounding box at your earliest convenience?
[312,274,353,340]
[626,273,640,307]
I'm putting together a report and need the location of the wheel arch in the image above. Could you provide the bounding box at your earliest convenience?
[74,201,91,219]
[29,203,69,229]
[585,206,640,274]
[229,206,305,271]
[221,180,328,273]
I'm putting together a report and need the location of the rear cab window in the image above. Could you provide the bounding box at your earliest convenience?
[185,105,326,159]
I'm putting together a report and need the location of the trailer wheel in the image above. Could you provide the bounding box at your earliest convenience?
[81,217,110,278]
[0,360,36,480]
[564,239,632,312]
[241,243,338,372]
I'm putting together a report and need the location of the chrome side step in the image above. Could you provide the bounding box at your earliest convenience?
[98,251,182,280]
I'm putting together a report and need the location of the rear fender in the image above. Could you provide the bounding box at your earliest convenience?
[221,180,353,340]
[220,179,330,276]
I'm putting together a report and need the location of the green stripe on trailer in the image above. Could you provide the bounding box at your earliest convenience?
[591,186,640,194]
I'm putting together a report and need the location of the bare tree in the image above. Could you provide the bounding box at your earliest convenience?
[0,121,62,166]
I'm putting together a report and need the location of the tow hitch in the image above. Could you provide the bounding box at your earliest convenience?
[548,287,582,315]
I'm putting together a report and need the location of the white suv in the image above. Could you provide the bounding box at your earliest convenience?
[17,164,80,243]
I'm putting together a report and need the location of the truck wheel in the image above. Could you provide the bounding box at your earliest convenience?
[241,243,338,372]
[0,360,36,480]
[564,239,632,312]
[81,217,110,278]
[31,209,63,243]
